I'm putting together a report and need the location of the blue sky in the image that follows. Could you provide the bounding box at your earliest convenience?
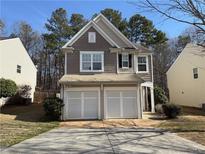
[1,0,189,38]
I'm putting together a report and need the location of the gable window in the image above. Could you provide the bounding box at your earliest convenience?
[88,32,96,43]
[80,51,104,72]
[136,56,148,73]
[17,65,21,73]
[193,68,198,79]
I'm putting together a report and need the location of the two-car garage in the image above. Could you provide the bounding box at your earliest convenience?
[63,87,140,120]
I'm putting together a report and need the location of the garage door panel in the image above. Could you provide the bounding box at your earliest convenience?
[68,91,81,98]
[107,98,121,118]
[122,91,136,97]
[84,91,98,98]
[123,97,137,118]
[106,91,120,97]
[84,98,98,118]
[67,99,81,119]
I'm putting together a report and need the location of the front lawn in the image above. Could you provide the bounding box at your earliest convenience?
[156,107,205,145]
[0,104,59,148]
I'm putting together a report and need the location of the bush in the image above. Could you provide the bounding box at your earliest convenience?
[0,78,17,98]
[162,103,182,119]
[18,85,31,98]
[8,94,31,105]
[7,85,32,105]
[43,97,64,120]
[155,104,163,114]
[154,86,168,104]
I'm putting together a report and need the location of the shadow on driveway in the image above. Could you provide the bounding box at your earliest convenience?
[2,127,205,154]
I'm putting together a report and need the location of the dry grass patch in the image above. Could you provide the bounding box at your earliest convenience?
[0,104,59,147]
[156,107,205,145]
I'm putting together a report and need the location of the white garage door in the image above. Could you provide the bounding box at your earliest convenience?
[64,89,99,119]
[105,88,138,118]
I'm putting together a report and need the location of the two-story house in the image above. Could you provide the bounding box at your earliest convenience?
[167,43,205,108]
[0,38,37,102]
[59,14,154,120]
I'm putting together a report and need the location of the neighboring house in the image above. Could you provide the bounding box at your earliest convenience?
[0,38,37,101]
[59,14,154,120]
[167,43,205,108]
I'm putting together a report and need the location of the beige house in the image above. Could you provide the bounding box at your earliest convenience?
[167,43,205,108]
[59,14,154,120]
[0,38,37,101]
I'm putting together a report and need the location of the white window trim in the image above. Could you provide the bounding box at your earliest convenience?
[80,51,104,72]
[88,32,96,43]
[122,53,129,69]
[136,55,149,73]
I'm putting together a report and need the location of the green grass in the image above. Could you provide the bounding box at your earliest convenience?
[0,104,59,147]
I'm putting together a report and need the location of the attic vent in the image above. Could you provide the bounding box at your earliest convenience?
[88,32,96,43]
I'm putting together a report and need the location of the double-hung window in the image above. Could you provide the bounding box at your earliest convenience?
[17,65,21,73]
[136,56,148,73]
[122,54,129,68]
[80,51,104,72]
[193,68,198,79]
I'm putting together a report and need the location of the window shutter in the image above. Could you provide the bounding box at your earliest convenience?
[129,54,132,68]
[119,54,122,68]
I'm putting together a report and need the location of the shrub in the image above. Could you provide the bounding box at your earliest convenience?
[154,86,168,104]
[162,103,182,119]
[7,85,32,105]
[8,94,31,105]
[18,85,31,98]
[0,78,17,98]
[43,97,64,120]
[155,104,163,114]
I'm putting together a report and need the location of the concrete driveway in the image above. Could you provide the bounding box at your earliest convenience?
[2,127,205,154]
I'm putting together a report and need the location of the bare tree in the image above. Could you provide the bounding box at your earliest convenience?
[132,0,205,33]
[10,21,42,56]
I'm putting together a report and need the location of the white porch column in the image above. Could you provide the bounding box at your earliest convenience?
[150,87,155,113]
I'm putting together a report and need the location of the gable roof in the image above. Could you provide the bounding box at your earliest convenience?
[166,43,205,74]
[93,14,137,49]
[62,20,119,48]
[0,38,37,71]
[62,13,137,49]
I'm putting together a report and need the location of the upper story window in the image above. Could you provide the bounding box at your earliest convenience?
[136,56,148,73]
[88,32,96,43]
[80,51,104,72]
[17,65,21,73]
[119,53,132,69]
[122,54,129,68]
[193,68,198,79]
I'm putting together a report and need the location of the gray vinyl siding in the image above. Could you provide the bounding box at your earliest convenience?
[67,27,117,74]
